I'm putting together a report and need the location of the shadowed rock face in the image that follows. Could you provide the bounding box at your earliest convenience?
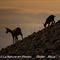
[0,20,60,60]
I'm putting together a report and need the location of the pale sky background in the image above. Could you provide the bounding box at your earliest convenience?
[0,0,60,50]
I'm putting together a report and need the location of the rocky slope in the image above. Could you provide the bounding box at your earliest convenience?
[0,20,60,60]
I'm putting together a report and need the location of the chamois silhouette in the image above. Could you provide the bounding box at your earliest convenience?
[5,27,23,44]
[44,15,55,28]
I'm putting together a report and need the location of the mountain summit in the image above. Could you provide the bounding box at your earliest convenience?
[0,20,60,60]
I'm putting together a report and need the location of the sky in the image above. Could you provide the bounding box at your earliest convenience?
[0,0,60,49]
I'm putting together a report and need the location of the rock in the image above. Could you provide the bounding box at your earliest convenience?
[0,20,60,60]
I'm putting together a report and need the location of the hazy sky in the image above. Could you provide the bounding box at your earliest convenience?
[0,0,60,13]
[0,0,60,49]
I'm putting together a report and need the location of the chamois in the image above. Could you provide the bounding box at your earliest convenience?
[5,27,23,44]
[44,15,55,27]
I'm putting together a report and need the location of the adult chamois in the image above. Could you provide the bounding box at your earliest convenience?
[44,15,55,28]
[5,27,23,44]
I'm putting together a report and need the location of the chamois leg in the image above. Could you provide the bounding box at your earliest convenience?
[15,36,18,43]
[20,32,23,40]
[44,23,46,28]
[21,34,23,40]
[13,36,14,44]
[53,20,55,23]
[51,21,55,26]
[48,23,50,27]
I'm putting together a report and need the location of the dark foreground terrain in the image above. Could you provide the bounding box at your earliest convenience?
[0,20,60,60]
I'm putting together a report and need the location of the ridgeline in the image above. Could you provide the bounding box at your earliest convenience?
[0,20,60,60]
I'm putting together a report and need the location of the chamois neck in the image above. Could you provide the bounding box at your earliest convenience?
[7,28,13,34]
[44,23,46,27]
